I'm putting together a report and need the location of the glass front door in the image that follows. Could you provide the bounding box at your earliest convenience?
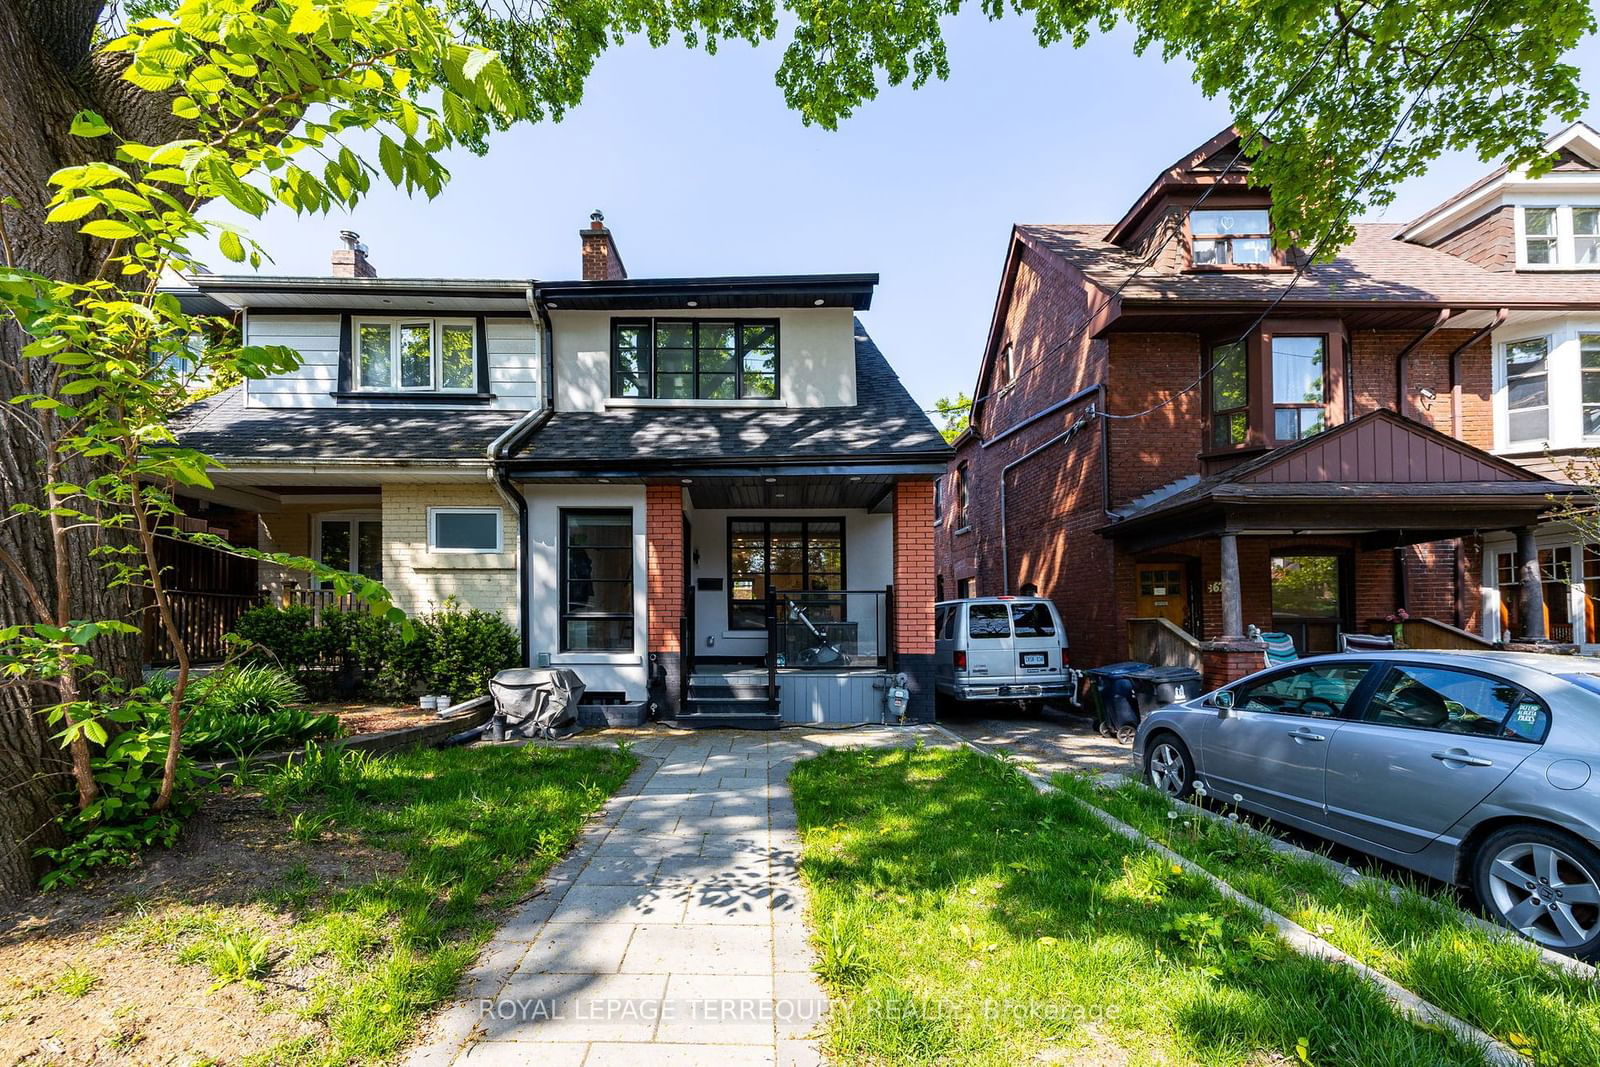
[317,517,383,583]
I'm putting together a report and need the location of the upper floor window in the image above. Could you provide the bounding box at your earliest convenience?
[1190,209,1271,266]
[954,462,970,529]
[1271,336,1326,441]
[356,317,477,392]
[1210,341,1248,447]
[1504,336,1550,443]
[933,476,943,525]
[611,319,778,400]
[1585,334,1600,436]
[1518,205,1600,268]
[998,343,1017,388]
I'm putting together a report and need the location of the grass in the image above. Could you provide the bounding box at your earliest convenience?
[117,741,635,1065]
[790,743,1489,1067]
[1053,770,1600,1066]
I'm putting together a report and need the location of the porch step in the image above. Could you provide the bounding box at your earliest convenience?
[687,678,777,702]
[675,708,782,731]
[679,680,781,730]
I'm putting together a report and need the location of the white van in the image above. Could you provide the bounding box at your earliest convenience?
[933,597,1071,713]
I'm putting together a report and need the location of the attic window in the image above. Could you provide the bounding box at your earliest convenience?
[1190,209,1271,266]
[1518,205,1600,268]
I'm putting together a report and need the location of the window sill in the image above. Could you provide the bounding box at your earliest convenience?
[1515,264,1600,272]
[331,391,495,405]
[604,397,786,409]
[952,524,974,536]
[551,652,643,666]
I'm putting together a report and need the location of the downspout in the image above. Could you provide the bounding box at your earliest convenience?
[998,391,1101,594]
[1393,308,1452,421]
[1448,308,1508,628]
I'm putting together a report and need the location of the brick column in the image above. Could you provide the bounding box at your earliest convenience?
[1199,639,1267,691]
[645,484,684,715]
[893,479,937,722]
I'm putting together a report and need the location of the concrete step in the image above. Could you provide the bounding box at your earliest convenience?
[687,679,778,701]
[675,707,782,731]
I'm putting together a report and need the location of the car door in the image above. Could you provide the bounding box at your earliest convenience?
[965,603,1013,683]
[1323,663,1543,854]
[1010,601,1064,683]
[1200,662,1373,825]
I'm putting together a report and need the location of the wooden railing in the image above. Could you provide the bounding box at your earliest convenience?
[1367,616,1496,651]
[143,590,262,666]
[276,585,363,624]
[1127,617,1202,670]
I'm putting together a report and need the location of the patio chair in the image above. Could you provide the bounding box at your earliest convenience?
[1338,632,1396,653]
[1259,631,1299,668]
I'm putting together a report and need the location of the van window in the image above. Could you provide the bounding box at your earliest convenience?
[935,605,955,641]
[1011,602,1056,637]
[969,604,1011,640]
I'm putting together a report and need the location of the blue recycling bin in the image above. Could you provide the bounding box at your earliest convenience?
[1085,661,1150,737]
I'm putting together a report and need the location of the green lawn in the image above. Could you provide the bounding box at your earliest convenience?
[1054,770,1600,1067]
[790,744,1487,1067]
[121,741,636,1065]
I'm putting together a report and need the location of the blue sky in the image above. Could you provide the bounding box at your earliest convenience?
[198,12,1600,416]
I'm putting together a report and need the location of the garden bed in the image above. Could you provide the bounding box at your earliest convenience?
[790,745,1492,1066]
[0,742,635,1066]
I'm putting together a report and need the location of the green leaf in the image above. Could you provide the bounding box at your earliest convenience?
[218,230,245,263]
[289,0,327,34]
[69,111,112,138]
[80,219,139,240]
[44,197,99,224]
[377,136,404,186]
[171,97,201,120]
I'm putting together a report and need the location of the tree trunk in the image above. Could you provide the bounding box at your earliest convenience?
[0,2,159,900]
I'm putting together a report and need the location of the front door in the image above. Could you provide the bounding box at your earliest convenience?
[1136,564,1187,628]
[1324,662,1540,853]
[1200,662,1372,826]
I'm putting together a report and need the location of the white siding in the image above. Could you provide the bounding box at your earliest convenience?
[244,311,543,411]
[551,307,858,413]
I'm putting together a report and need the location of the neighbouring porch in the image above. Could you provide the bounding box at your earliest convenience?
[1104,410,1582,686]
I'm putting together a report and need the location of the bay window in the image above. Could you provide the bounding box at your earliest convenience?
[1583,334,1600,436]
[355,317,477,392]
[1209,340,1248,447]
[1578,208,1600,265]
[1504,336,1550,444]
[611,319,779,400]
[1190,209,1271,266]
[1271,336,1326,441]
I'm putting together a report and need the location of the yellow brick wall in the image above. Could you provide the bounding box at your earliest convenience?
[381,483,519,626]
[256,504,318,592]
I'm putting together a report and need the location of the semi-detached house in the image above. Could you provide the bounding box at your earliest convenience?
[170,216,952,724]
[935,125,1600,687]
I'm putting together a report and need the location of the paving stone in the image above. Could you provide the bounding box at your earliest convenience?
[681,882,776,925]
[657,972,777,1044]
[773,971,829,1041]
[620,924,774,975]
[484,971,667,1042]
[456,1040,588,1065]
[548,883,690,925]
[583,1043,776,1067]
[777,1039,825,1066]
[572,855,662,887]
[517,922,637,974]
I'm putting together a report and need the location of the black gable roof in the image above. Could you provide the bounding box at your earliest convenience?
[503,319,950,470]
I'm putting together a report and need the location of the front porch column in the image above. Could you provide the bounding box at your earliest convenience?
[1219,533,1243,637]
[1517,527,1546,641]
[893,479,937,722]
[645,484,685,714]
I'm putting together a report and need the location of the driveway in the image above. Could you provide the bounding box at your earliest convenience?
[936,707,1140,781]
[406,725,944,1067]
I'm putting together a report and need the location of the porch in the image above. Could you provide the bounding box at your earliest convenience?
[1103,410,1582,683]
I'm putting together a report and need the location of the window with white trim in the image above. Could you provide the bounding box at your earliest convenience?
[428,507,502,553]
[354,317,478,392]
[316,515,382,583]
[1517,205,1600,268]
[1504,336,1550,443]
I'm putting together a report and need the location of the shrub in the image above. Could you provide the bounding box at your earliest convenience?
[410,603,519,699]
[189,663,305,716]
[181,705,341,761]
[231,604,334,673]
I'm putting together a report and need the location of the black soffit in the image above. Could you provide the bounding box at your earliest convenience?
[535,274,878,311]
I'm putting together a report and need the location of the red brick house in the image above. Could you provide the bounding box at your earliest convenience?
[935,127,1598,686]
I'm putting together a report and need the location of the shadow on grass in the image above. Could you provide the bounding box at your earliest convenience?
[791,745,1488,1067]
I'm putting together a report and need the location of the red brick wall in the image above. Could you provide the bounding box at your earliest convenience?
[1428,205,1514,272]
[1348,329,1493,450]
[894,479,937,656]
[1105,333,1206,502]
[645,484,683,653]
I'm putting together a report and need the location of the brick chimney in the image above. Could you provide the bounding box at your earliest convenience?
[580,210,626,281]
[332,230,376,278]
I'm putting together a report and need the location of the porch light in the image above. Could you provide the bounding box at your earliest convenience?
[764,477,777,483]
[680,478,692,484]
[687,300,699,307]
[813,299,824,306]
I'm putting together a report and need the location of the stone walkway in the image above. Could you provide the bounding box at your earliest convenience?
[407,726,939,1067]
[938,708,1139,781]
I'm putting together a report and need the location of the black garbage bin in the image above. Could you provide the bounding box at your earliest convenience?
[1130,665,1204,714]
[1085,661,1149,741]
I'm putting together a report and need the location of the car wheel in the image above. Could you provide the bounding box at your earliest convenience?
[1144,733,1194,800]
[1473,825,1600,959]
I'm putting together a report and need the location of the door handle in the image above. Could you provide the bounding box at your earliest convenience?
[1431,750,1493,767]
[1288,728,1326,742]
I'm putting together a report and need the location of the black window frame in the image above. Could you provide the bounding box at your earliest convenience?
[726,516,846,632]
[559,508,635,653]
[609,317,781,401]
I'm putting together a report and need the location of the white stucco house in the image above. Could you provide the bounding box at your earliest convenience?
[169,217,952,724]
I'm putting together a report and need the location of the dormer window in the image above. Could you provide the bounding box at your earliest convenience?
[354,317,478,392]
[611,318,779,401]
[1190,209,1271,266]
[1517,205,1600,268]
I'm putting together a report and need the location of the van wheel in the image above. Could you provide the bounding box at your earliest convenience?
[1473,825,1600,959]
[1017,700,1044,718]
[1144,733,1194,800]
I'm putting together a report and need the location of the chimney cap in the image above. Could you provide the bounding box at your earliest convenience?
[338,229,367,253]
[589,209,606,230]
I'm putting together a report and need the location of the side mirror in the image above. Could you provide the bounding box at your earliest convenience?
[1212,689,1235,717]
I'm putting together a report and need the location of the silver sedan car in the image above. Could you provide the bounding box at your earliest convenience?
[1134,650,1600,959]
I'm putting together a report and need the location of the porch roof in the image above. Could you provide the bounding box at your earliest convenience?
[1101,409,1585,552]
